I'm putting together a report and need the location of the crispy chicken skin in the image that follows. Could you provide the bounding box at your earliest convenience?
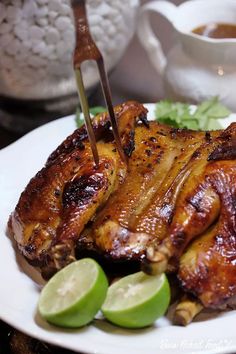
[178,160,236,308]
[86,124,210,261]
[8,101,236,318]
[9,102,147,278]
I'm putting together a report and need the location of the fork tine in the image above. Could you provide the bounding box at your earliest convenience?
[96,58,127,163]
[75,67,99,166]
[71,0,100,166]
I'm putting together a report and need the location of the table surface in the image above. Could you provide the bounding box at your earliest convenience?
[0,1,186,353]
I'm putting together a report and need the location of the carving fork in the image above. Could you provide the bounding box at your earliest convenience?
[71,0,126,166]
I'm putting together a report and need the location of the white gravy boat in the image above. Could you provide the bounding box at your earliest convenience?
[137,0,236,111]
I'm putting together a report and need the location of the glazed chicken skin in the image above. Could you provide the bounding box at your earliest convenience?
[178,156,236,308]
[8,101,236,322]
[9,102,148,278]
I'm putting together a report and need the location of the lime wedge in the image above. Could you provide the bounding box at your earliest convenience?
[38,258,108,328]
[101,272,170,328]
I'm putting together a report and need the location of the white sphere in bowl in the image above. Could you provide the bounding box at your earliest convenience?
[0,0,140,100]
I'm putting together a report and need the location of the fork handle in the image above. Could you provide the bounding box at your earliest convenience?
[71,0,101,64]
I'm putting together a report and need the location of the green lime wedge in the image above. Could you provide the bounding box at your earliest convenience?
[101,272,170,328]
[38,258,108,328]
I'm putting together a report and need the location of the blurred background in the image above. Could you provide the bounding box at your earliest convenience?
[108,0,183,103]
[0,0,183,146]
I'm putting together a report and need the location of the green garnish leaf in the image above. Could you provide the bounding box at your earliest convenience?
[75,106,84,128]
[75,106,106,128]
[89,106,106,116]
[205,119,223,131]
[155,97,231,131]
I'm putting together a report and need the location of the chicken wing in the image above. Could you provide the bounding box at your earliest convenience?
[9,101,147,278]
[178,158,236,308]
[144,125,236,274]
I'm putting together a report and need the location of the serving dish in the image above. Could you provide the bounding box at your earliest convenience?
[1,104,236,354]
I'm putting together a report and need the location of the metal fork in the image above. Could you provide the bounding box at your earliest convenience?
[71,0,126,166]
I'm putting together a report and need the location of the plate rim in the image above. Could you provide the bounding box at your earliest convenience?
[1,103,236,354]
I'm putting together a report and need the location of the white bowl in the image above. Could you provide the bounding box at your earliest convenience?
[0,0,139,100]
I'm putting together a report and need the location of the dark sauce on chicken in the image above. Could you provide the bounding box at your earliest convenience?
[192,23,236,39]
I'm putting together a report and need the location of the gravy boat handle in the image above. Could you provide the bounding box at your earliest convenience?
[137,1,177,75]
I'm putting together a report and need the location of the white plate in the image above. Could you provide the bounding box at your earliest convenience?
[1,104,236,354]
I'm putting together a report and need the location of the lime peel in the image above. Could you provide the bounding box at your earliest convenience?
[102,272,170,328]
[38,258,108,328]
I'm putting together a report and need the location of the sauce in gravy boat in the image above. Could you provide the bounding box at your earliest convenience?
[137,0,236,111]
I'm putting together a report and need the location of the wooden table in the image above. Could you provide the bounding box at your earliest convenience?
[0,1,183,353]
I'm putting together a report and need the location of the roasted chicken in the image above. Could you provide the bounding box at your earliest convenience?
[9,101,236,324]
